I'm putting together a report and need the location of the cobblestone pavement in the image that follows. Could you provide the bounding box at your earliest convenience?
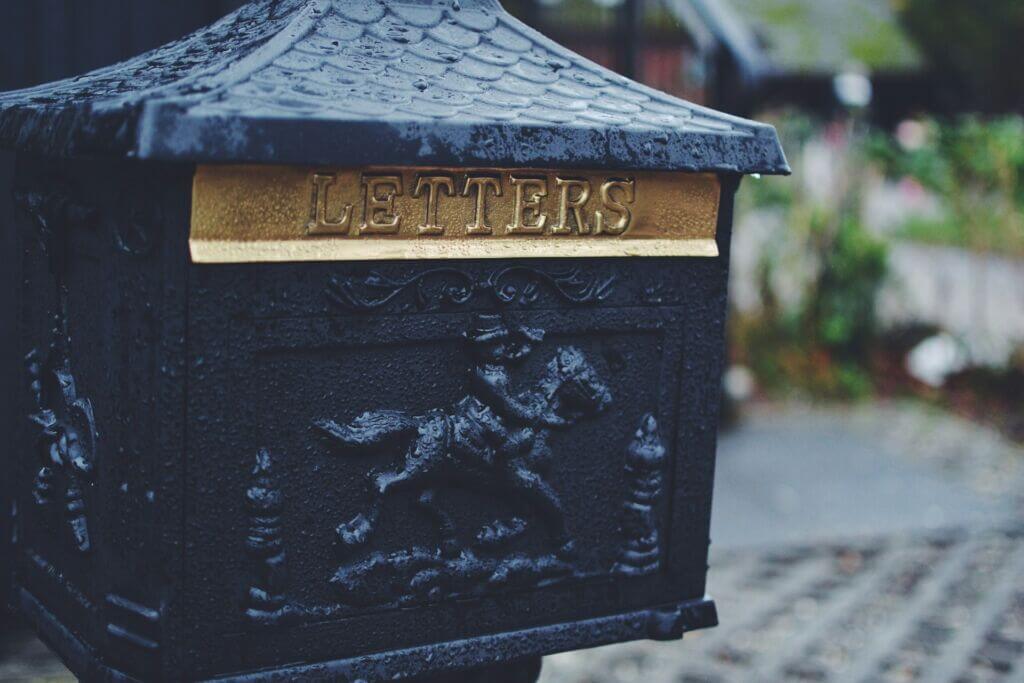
[541,527,1024,683]
[541,401,1024,683]
[0,625,71,682]
[2,401,1022,682]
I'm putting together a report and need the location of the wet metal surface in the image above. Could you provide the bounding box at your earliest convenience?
[0,0,787,172]
[6,401,1023,682]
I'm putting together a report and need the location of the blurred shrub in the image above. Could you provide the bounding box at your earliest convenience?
[732,111,888,399]
[865,115,1024,255]
[807,213,888,357]
[733,112,1022,414]
[733,213,887,399]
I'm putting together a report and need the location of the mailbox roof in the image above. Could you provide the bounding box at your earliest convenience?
[0,0,788,174]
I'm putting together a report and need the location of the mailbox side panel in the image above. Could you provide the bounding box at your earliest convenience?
[9,157,190,680]
[180,177,738,680]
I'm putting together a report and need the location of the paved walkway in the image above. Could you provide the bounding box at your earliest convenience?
[0,627,69,682]
[2,401,1022,682]
[542,401,1024,683]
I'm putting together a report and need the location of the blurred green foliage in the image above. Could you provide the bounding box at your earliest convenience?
[733,216,888,399]
[865,115,1024,255]
[809,213,888,356]
[734,113,1023,401]
[733,111,888,399]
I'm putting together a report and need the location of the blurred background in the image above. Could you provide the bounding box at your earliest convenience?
[1,0,1022,681]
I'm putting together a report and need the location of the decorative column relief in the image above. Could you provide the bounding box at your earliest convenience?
[244,449,290,625]
[613,414,666,576]
[25,321,98,554]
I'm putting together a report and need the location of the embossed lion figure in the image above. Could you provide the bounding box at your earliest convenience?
[315,317,611,558]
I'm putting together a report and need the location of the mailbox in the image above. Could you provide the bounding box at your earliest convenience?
[0,0,787,680]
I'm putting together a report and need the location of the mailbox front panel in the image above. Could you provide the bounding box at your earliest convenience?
[180,172,736,678]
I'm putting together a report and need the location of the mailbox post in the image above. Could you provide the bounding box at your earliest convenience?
[0,0,787,680]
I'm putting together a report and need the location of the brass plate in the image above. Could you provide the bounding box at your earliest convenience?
[190,165,721,263]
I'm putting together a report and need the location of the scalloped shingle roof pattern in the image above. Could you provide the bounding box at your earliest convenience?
[0,0,787,173]
[191,0,735,134]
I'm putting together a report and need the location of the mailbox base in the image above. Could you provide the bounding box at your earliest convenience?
[19,587,716,681]
[415,656,542,683]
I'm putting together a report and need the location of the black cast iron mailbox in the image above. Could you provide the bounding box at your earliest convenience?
[0,0,787,680]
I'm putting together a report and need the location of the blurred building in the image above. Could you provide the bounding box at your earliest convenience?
[727,0,938,123]
[502,0,769,113]
[501,0,942,121]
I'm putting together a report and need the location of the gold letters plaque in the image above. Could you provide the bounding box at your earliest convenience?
[190,165,721,263]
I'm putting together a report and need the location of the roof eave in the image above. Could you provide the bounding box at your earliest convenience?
[0,102,140,160]
[134,101,789,175]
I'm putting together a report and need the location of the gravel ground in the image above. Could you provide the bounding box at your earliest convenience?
[541,527,1024,683]
[541,401,1024,683]
[2,400,1022,682]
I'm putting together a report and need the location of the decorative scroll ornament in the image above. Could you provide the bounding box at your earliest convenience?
[25,319,98,554]
[314,313,613,606]
[613,414,666,576]
[245,449,290,625]
[325,266,615,312]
